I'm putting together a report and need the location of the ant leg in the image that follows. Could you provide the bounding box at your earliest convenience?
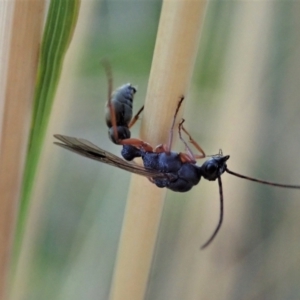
[128,105,144,128]
[180,119,206,159]
[166,96,185,152]
[102,59,118,142]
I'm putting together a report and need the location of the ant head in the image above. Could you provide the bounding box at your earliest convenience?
[200,155,230,181]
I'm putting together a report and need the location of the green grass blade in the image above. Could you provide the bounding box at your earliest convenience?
[14,0,80,263]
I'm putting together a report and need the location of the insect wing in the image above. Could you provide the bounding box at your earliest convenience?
[54,134,168,179]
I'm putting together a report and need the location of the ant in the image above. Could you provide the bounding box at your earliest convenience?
[54,65,300,249]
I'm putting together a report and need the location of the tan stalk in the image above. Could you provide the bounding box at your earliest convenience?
[0,1,45,299]
[110,0,207,299]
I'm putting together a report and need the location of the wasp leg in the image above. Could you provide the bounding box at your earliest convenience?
[179,152,196,163]
[179,119,206,160]
[128,105,144,128]
[153,144,168,153]
[120,138,153,152]
[166,96,185,153]
[178,119,197,162]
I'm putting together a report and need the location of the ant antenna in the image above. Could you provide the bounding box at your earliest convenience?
[225,168,300,189]
[201,176,224,249]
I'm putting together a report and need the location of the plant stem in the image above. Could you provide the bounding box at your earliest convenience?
[0,1,46,299]
[110,1,207,299]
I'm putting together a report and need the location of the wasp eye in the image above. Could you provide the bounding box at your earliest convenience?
[206,163,217,174]
[200,159,220,181]
[200,155,229,181]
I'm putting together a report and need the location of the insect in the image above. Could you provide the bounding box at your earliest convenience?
[55,66,300,249]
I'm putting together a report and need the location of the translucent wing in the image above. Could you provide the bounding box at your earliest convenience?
[54,134,169,179]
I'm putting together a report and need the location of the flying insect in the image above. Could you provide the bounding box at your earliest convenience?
[54,94,300,249]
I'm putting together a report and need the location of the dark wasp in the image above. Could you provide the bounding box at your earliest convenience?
[54,66,300,249]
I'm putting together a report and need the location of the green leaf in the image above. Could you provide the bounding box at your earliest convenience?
[14,0,81,265]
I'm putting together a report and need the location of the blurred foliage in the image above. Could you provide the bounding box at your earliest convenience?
[195,1,234,91]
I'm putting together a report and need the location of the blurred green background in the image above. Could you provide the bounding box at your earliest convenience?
[15,1,300,299]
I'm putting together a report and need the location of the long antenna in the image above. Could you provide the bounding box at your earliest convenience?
[201,176,224,249]
[226,168,300,189]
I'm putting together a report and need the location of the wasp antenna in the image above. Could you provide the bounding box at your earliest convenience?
[201,176,224,249]
[226,168,300,189]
